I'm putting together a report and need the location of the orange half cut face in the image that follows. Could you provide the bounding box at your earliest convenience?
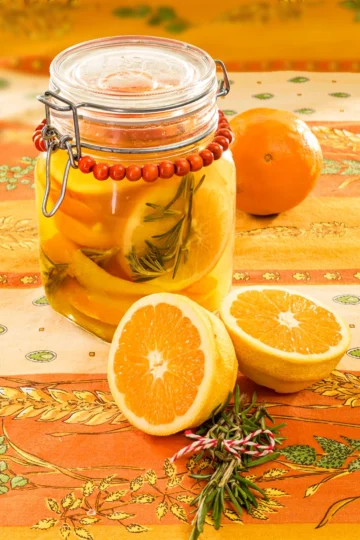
[220,286,351,393]
[108,293,238,436]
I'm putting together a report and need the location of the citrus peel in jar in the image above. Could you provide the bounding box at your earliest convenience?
[41,233,77,265]
[67,250,163,297]
[61,278,135,326]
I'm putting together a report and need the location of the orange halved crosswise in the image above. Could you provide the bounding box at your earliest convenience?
[108,293,238,435]
[220,287,350,393]
[230,289,343,354]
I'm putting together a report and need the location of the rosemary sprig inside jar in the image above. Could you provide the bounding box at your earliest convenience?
[127,172,205,282]
[171,386,286,540]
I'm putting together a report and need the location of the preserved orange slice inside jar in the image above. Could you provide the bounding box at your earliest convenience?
[34,36,236,342]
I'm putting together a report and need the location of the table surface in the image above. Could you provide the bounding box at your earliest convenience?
[0,70,360,540]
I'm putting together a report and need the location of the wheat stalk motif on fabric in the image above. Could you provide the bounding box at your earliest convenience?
[0,216,38,251]
[0,384,127,432]
[312,126,360,152]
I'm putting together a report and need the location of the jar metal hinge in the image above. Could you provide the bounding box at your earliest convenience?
[37,91,82,217]
[37,59,230,218]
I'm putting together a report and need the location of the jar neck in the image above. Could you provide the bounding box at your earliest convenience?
[72,130,216,165]
[50,86,218,156]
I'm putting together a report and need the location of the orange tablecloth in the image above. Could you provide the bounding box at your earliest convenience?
[0,68,360,539]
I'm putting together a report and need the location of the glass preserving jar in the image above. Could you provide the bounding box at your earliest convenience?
[34,36,236,342]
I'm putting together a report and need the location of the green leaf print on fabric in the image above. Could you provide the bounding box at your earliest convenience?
[329,92,351,98]
[294,108,316,115]
[333,294,360,305]
[32,296,49,306]
[26,350,57,363]
[288,76,309,83]
[253,93,274,100]
[281,445,317,465]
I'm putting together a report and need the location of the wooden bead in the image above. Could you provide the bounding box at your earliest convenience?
[35,122,46,132]
[218,120,229,129]
[33,118,234,181]
[109,163,126,180]
[174,159,190,177]
[79,155,96,174]
[187,154,203,172]
[206,142,223,160]
[142,163,159,182]
[32,130,41,142]
[213,136,229,151]
[34,135,46,152]
[38,138,47,152]
[216,128,233,143]
[199,149,214,167]
[126,165,142,181]
[159,160,175,179]
[33,135,42,151]
[93,163,109,181]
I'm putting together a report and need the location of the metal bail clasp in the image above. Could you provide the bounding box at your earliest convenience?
[215,60,230,98]
[42,140,71,218]
[37,90,82,217]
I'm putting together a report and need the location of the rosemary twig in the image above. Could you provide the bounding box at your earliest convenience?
[127,172,204,282]
[40,248,68,294]
[40,246,118,293]
[175,386,286,540]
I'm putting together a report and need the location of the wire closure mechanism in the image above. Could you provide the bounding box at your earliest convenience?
[215,60,230,98]
[37,91,81,217]
[38,90,82,162]
[36,59,232,217]
[43,141,71,218]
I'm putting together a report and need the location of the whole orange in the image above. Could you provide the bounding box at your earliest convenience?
[230,108,323,215]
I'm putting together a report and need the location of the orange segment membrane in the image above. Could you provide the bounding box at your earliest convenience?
[113,303,205,425]
[230,290,342,354]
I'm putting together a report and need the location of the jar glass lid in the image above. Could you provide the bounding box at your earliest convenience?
[50,36,217,111]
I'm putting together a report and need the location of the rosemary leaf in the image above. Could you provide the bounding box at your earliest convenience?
[194,450,205,463]
[213,489,222,530]
[246,452,280,468]
[263,408,275,423]
[225,485,243,516]
[234,385,240,416]
[271,422,287,431]
[235,475,268,498]
[194,174,205,194]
